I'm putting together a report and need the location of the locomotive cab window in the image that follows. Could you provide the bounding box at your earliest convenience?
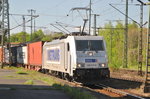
[76,40,104,51]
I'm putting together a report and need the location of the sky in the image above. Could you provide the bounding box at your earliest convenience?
[9,0,149,34]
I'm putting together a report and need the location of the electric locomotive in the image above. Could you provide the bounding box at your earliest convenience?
[42,35,110,83]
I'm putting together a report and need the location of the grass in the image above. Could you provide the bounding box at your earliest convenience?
[15,68,29,75]
[16,71,28,75]
[109,63,147,72]
[4,66,57,85]
[127,65,147,71]
[5,75,15,78]
[52,84,96,99]
[24,80,34,85]
[3,66,97,99]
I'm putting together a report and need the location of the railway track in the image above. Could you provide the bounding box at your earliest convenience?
[60,69,150,98]
[83,84,146,99]
[41,70,148,99]
[45,73,145,98]
[67,79,146,99]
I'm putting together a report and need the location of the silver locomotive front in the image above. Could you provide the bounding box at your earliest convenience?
[73,36,110,83]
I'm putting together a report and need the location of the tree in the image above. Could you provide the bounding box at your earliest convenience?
[32,30,44,42]
[42,32,64,41]
[10,32,30,43]
[98,22,140,69]
[10,30,65,43]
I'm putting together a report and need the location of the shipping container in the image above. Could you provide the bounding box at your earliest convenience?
[11,47,17,65]
[27,41,44,68]
[4,47,9,63]
[17,46,28,64]
[0,47,3,63]
[3,46,18,65]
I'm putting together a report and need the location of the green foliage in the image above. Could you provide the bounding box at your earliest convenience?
[99,22,144,69]
[99,22,124,68]
[10,30,64,43]
[52,32,64,39]
[24,80,34,85]
[42,35,52,41]
[10,32,30,43]
[41,32,64,42]
[128,49,138,66]
[32,30,45,42]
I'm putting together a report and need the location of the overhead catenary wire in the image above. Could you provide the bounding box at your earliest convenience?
[48,0,99,32]
[90,0,144,27]
[109,3,142,6]
[100,7,125,19]
[50,24,67,34]
[10,0,75,33]
[98,4,144,27]
[10,13,39,17]
[109,4,140,26]
[56,22,71,34]
[48,1,144,34]
[55,22,80,28]
[10,16,39,30]
[10,0,147,35]
[98,5,125,18]
[77,10,85,20]
[10,14,20,26]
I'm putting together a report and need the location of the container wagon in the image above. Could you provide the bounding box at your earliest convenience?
[0,47,3,63]
[17,46,28,67]
[4,47,9,64]
[27,41,44,71]
[11,46,18,65]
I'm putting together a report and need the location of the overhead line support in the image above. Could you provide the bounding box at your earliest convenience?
[89,0,92,35]
[137,0,144,76]
[28,9,36,41]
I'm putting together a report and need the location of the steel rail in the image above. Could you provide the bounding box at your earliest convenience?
[94,84,145,99]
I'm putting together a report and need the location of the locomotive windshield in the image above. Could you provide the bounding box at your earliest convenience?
[76,40,104,51]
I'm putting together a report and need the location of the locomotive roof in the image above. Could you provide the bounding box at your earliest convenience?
[44,36,104,45]
[73,36,104,40]
[44,39,65,45]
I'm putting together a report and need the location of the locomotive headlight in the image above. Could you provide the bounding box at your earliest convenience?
[77,64,81,67]
[99,64,106,67]
[88,52,93,56]
[101,64,105,67]
[77,63,84,68]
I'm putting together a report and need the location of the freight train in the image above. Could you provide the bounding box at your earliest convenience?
[0,35,110,84]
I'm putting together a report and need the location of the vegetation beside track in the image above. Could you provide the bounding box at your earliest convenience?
[24,80,34,85]
[99,22,147,70]
[53,84,96,99]
[4,66,96,99]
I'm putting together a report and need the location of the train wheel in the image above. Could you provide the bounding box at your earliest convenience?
[64,73,73,82]
[41,69,49,74]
